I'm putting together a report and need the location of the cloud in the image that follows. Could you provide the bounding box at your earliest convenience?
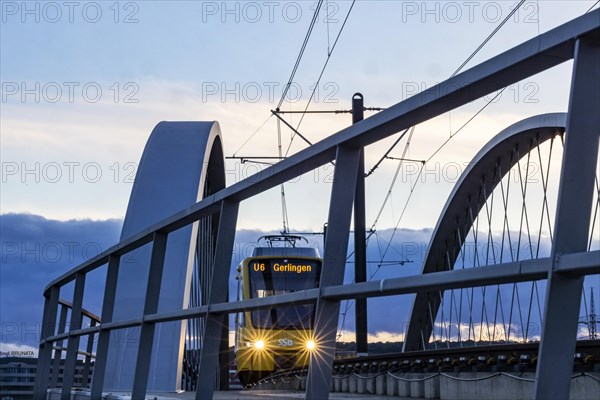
[337,329,406,344]
[1,72,571,225]
[1,213,596,351]
[2,217,432,347]
[0,342,38,358]
[1,213,122,348]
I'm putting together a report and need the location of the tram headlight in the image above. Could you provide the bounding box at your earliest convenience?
[306,340,316,350]
[254,339,265,349]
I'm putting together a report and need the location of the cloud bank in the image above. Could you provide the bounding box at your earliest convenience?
[1,213,595,353]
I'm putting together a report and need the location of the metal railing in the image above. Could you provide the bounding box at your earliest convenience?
[46,299,100,391]
[34,10,600,400]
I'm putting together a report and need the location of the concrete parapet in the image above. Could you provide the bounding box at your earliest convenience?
[424,374,440,399]
[409,374,425,398]
[292,376,302,391]
[398,377,411,397]
[341,375,350,392]
[349,375,357,393]
[299,376,306,391]
[356,375,366,393]
[376,373,387,395]
[438,372,600,400]
[365,375,376,394]
[440,372,533,400]
[333,376,342,392]
[570,373,600,400]
[46,372,600,399]
[386,373,399,396]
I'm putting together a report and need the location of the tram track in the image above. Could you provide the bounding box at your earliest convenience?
[250,340,600,389]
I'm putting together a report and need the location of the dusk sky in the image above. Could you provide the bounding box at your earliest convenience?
[1,1,599,355]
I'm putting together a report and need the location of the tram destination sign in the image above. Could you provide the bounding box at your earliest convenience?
[249,258,320,274]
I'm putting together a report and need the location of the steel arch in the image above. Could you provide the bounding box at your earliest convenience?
[404,112,567,352]
[103,122,226,392]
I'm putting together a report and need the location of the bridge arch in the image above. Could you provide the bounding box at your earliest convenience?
[105,121,226,391]
[404,113,568,351]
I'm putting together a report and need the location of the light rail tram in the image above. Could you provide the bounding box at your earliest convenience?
[234,235,322,387]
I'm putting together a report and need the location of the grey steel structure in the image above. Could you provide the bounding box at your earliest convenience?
[403,112,570,352]
[102,122,226,391]
[34,10,599,400]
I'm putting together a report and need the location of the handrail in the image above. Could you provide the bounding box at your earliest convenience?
[58,299,101,323]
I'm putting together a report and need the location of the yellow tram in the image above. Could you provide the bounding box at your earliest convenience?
[234,236,322,387]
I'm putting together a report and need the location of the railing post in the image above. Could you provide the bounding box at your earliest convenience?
[306,145,361,400]
[131,232,169,398]
[80,319,97,387]
[195,200,239,400]
[90,254,120,399]
[534,37,600,399]
[51,303,68,387]
[61,272,86,400]
[34,285,60,398]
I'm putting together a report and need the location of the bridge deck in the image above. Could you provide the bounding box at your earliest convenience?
[47,390,403,399]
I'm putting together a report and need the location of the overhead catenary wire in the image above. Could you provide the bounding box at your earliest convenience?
[337,124,416,339]
[587,0,600,13]
[277,116,290,233]
[367,0,527,177]
[337,0,530,339]
[232,1,358,160]
[364,1,525,239]
[450,0,526,78]
[425,88,506,164]
[369,126,416,232]
[366,127,412,177]
[231,115,273,157]
[275,1,356,235]
[272,0,324,234]
[375,163,424,269]
[326,0,332,55]
[283,0,357,157]
[272,110,313,147]
[276,0,324,111]
[275,1,358,233]
[275,107,385,114]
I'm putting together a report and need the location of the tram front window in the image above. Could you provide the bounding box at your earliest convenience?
[249,258,321,329]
